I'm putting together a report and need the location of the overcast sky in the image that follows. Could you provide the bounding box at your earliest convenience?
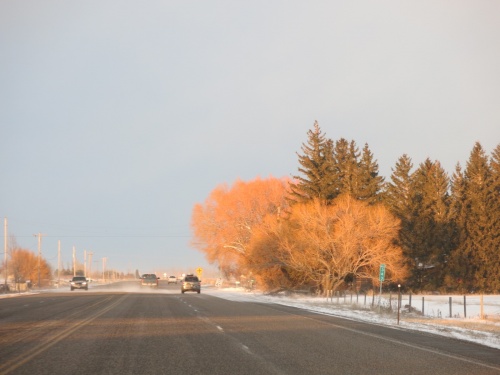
[1,1,499,277]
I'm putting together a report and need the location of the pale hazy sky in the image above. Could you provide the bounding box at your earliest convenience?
[1,1,499,276]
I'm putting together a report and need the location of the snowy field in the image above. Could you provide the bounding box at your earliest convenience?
[203,287,500,350]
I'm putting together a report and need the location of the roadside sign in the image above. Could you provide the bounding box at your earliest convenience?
[196,267,203,278]
[379,264,386,282]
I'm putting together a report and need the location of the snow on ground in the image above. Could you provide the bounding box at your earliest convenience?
[203,287,500,350]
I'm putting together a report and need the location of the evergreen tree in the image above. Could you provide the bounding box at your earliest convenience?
[291,122,383,206]
[384,154,414,219]
[331,138,359,196]
[355,143,384,204]
[451,143,494,292]
[466,143,494,292]
[485,144,500,291]
[289,122,336,204]
[384,155,418,287]
[410,159,452,289]
[445,164,468,291]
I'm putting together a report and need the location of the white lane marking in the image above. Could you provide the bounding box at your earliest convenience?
[284,306,500,372]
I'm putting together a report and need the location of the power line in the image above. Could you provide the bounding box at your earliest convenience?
[14,235,190,238]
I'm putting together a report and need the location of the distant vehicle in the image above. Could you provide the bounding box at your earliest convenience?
[141,274,159,288]
[181,274,200,294]
[70,276,88,291]
[167,276,177,284]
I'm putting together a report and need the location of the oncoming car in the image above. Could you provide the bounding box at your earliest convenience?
[70,276,88,291]
[181,275,200,294]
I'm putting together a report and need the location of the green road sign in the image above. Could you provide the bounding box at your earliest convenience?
[379,264,386,282]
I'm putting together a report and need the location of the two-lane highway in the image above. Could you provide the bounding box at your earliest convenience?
[0,282,498,375]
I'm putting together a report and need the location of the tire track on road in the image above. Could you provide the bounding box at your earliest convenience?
[0,294,128,375]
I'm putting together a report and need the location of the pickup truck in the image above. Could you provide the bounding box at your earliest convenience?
[140,274,159,288]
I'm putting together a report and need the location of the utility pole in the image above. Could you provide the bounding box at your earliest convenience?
[33,233,45,288]
[84,250,87,278]
[87,252,93,280]
[57,240,61,288]
[72,246,76,276]
[4,217,7,290]
[102,257,107,283]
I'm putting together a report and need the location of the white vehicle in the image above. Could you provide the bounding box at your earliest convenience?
[167,276,177,284]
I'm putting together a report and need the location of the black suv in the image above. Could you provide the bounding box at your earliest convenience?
[181,275,201,294]
[140,274,159,288]
[70,276,88,291]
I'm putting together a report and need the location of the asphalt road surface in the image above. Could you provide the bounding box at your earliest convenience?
[0,281,499,375]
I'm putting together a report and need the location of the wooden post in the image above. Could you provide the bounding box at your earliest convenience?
[480,294,484,319]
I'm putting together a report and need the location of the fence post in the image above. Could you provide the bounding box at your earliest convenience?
[409,293,412,311]
[480,294,484,319]
[422,296,425,316]
[464,295,466,318]
[449,296,452,318]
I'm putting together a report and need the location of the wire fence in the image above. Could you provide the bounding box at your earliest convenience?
[325,291,500,319]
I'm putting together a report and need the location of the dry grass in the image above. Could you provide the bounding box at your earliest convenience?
[404,315,500,334]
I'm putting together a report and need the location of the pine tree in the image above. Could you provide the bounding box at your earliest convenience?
[452,143,494,292]
[384,155,419,287]
[410,159,452,289]
[445,164,468,291]
[485,144,500,292]
[384,154,414,219]
[331,138,359,196]
[355,143,384,204]
[289,122,336,204]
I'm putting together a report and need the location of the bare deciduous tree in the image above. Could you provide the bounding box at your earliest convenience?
[191,176,290,276]
[250,195,407,293]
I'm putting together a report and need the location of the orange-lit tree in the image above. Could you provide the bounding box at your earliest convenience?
[250,195,407,293]
[191,176,290,277]
[244,213,299,291]
[9,247,52,287]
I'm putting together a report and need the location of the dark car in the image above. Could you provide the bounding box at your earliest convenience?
[70,276,88,291]
[181,275,200,294]
[141,274,159,288]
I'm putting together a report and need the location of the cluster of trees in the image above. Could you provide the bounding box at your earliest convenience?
[1,247,52,288]
[191,122,500,293]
